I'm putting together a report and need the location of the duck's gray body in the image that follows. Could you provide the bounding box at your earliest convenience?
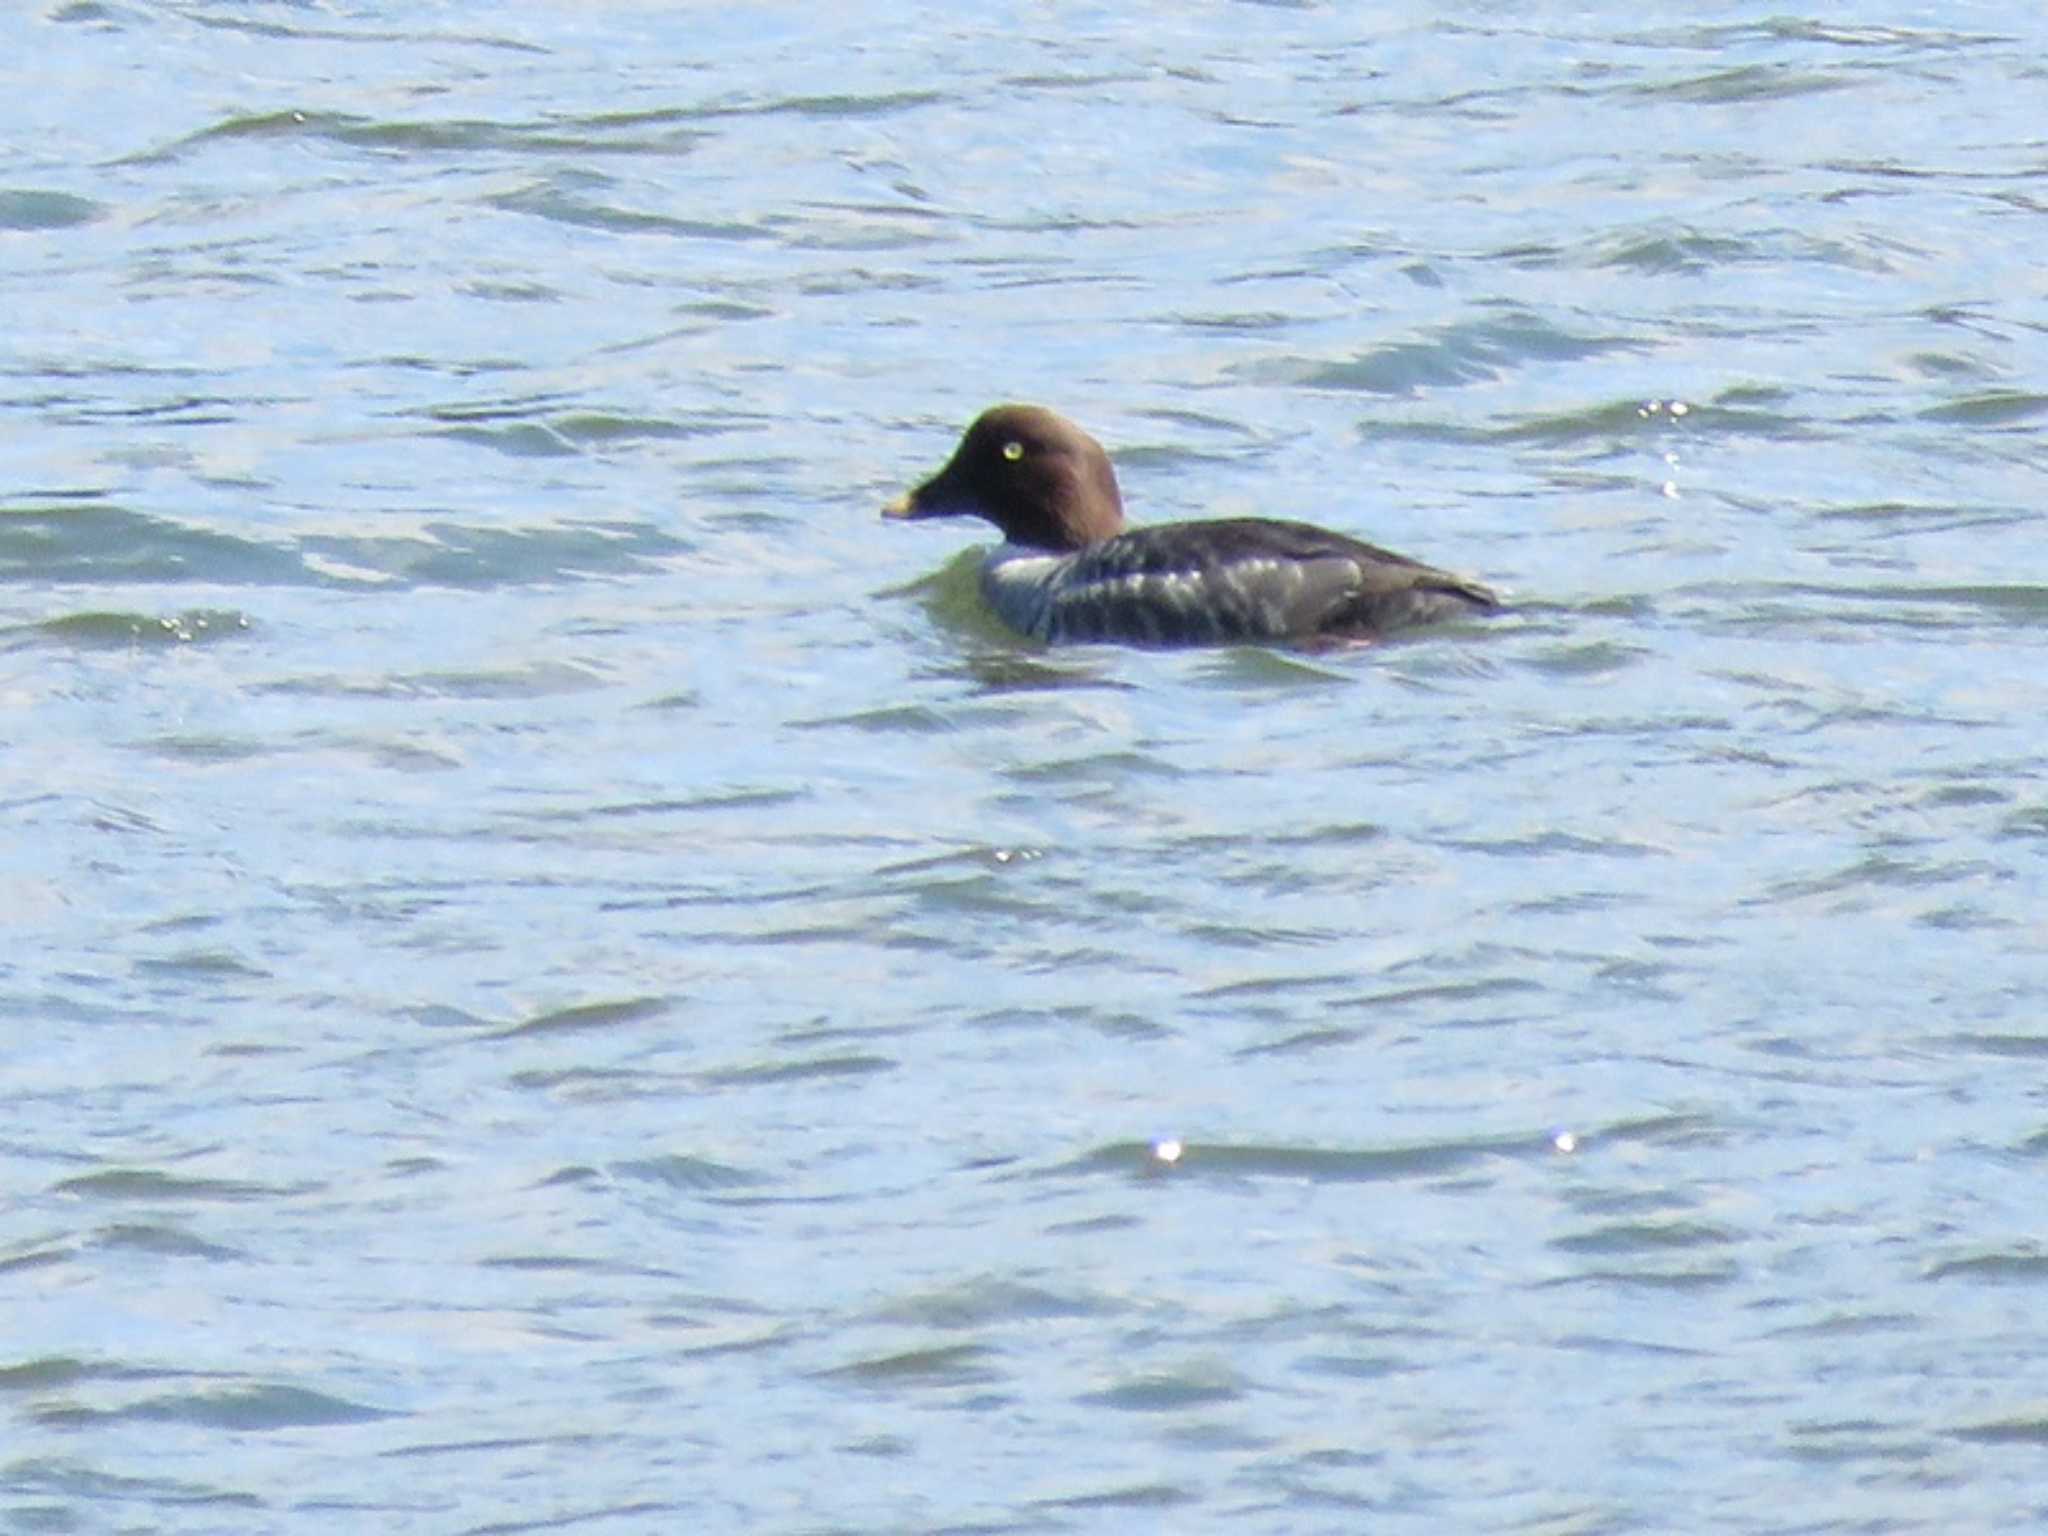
[981,521,1494,647]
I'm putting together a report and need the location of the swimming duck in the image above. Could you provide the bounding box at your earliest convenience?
[883,405,1500,647]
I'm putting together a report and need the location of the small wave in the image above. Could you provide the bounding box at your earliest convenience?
[1,609,252,650]
[53,1168,286,1202]
[488,175,774,241]
[1918,391,2048,427]
[815,1342,1002,1390]
[0,188,104,231]
[1638,64,1858,105]
[37,1383,398,1431]
[0,501,306,585]
[614,1154,766,1193]
[1237,310,1643,395]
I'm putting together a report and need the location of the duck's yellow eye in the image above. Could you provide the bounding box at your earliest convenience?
[1002,441,1024,462]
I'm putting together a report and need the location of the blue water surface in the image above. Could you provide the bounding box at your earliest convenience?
[4,3,2047,1531]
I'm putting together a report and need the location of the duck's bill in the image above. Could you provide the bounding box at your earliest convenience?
[881,474,974,521]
